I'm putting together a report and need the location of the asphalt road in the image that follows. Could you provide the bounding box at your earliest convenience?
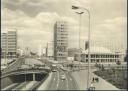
[47,68,79,90]
[2,57,25,74]
[2,81,38,90]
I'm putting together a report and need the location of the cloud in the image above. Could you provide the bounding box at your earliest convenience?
[96,17,127,32]
[1,7,79,52]
[91,17,127,51]
[2,0,71,17]
[1,0,127,52]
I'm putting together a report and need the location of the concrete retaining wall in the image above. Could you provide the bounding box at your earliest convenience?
[1,76,14,89]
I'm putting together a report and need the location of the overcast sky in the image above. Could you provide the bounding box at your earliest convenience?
[1,0,127,52]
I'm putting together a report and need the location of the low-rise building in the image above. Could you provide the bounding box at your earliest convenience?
[74,46,123,63]
[68,48,81,61]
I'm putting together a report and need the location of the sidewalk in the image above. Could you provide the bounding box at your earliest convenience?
[71,69,119,90]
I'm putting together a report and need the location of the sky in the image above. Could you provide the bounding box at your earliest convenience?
[1,0,127,52]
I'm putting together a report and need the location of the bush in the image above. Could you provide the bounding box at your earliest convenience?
[93,69,127,89]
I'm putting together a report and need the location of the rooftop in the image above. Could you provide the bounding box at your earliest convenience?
[82,46,113,54]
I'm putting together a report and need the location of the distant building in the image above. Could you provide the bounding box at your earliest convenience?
[42,48,46,56]
[124,50,128,62]
[1,30,17,59]
[17,49,23,56]
[67,48,81,61]
[47,43,54,58]
[54,21,68,61]
[68,48,80,57]
[24,47,31,56]
[74,46,123,63]
[38,45,42,57]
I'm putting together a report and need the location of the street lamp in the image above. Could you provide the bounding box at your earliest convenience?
[72,5,91,90]
[72,6,84,70]
[75,11,84,49]
[74,11,84,70]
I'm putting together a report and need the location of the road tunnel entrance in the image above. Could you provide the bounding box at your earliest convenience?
[9,73,47,83]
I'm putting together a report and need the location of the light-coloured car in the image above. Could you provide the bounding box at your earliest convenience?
[52,69,57,72]
[61,75,66,80]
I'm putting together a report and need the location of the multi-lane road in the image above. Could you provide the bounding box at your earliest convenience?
[3,67,79,90]
[2,81,39,90]
[47,68,79,90]
[1,57,79,90]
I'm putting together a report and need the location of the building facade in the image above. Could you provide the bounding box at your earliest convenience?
[54,21,68,61]
[1,31,17,58]
[74,47,122,63]
[67,48,81,61]
[68,48,81,57]
[1,33,7,58]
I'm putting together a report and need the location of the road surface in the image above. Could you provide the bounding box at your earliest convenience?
[2,81,38,90]
[2,57,25,74]
[46,68,79,90]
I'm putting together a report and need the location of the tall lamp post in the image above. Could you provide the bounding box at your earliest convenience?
[72,5,91,90]
[75,12,84,50]
[75,11,84,70]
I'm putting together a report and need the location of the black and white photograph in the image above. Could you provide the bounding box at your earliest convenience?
[1,0,127,90]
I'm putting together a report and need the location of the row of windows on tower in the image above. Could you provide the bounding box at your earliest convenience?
[75,54,120,58]
[57,40,68,42]
[57,54,67,56]
[57,30,67,33]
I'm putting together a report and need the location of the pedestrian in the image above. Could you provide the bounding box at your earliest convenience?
[92,77,95,82]
[97,77,99,82]
[91,82,93,87]
[95,77,99,82]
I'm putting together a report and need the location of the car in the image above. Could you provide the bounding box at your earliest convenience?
[61,75,66,80]
[87,87,95,91]
[52,69,57,72]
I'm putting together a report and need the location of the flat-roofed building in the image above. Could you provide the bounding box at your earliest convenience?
[74,46,122,63]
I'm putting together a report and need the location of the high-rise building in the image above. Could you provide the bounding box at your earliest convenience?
[54,21,68,61]
[1,33,8,58]
[1,30,17,58]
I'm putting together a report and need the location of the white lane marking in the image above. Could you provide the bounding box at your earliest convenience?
[56,71,60,90]
[64,72,69,90]
[57,83,59,87]
[12,82,27,90]
[2,83,18,90]
[22,81,37,90]
[67,77,69,90]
